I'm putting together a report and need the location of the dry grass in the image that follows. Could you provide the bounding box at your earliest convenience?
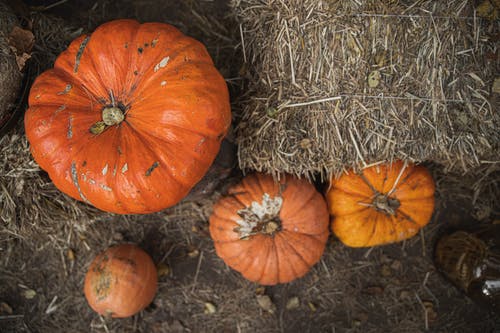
[1,1,499,333]
[233,0,499,180]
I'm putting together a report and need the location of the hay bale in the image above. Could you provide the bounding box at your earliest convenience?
[233,0,499,179]
[0,1,22,128]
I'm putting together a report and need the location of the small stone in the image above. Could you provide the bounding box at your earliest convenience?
[204,302,217,314]
[286,296,300,310]
[256,295,275,314]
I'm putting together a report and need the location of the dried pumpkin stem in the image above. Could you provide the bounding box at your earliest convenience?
[102,107,125,126]
[373,194,400,215]
[89,106,125,135]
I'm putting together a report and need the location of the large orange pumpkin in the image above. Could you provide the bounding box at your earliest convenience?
[209,173,330,285]
[24,19,231,214]
[326,161,435,247]
[84,243,157,318]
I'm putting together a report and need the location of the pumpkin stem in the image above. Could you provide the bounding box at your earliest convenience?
[373,194,400,215]
[235,194,283,239]
[102,106,125,126]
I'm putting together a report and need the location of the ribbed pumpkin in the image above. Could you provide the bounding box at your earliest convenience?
[24,19,231,214]
[326,161,435,247]
[209,173,330,285]
[84,244,157,318]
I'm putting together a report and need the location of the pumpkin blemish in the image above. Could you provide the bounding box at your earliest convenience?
[93,268,112,301]
[235,193,283,239]
[74,35,90,73]
[145,161,159,176]
[57,84,72,95]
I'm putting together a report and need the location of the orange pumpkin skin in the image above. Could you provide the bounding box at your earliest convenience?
[84,244,158,318]
[24,19,231,214]
[326,161,435,248]
[209,173,330,285]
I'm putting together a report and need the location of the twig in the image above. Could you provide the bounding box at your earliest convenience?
[0,315,24,320]
[415,293,429,331]
[191,251,204,293]
[278,96,342,110]
[239,24,247,63]
[40,0,68,11]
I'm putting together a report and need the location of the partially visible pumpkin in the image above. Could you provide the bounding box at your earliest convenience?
[326,161,435,247]
[84,243,157,318]
[24,19,231,214]
[209,173,329,285]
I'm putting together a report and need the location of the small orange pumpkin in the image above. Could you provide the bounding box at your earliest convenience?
[24,19,231,214]
[84,244,157,318]
[326,161,435,247]
[209,173,329,285]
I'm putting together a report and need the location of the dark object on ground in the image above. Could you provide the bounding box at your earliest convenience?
[435,224,500,315]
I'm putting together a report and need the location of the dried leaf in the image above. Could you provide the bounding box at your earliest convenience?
[476,0,499,20]
[381,264,391,277]
[362,286,384,295]
[0,302,13,315]
[157,263,170,277]
[67,249,75,261]
[308,302,317,312]
[390,260,402,271]
[399,290,411,300]
[286,296,300,310]
[187,248,199,258]
[368,70,381,88]
[8,26,35,71]
[8,26,34,55]
[299,138,312,149]
[204,302,217,314]
[14,53,30,71]
[255,286,266,295]
[256,295,275,314]
[492,77,500,94]
[23,289,37,299]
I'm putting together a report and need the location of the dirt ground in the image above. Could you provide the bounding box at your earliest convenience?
[0,1,499,332]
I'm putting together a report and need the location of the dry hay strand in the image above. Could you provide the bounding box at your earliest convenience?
[431,162,499,221]
[0,129,106,237]
[29,11,83,73]
[233,0,499,180]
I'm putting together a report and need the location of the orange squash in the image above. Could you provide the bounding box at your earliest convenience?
[84,244,157,318]
[326,161,435,247]
[24,19,231,214]
[209,173,329,285]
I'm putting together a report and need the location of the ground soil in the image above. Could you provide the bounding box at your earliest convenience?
[0,1,499,333]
